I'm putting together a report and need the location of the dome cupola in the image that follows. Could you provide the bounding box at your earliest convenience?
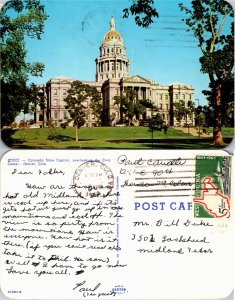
[95,17,130,82]
[102,17,124,46]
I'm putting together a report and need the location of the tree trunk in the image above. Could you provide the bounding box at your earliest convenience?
[212,83,224,146]
[75,125,78,142]
[120,106,124,123]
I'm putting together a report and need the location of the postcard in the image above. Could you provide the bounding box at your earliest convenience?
[0,149,233,299]
[0,0,234,300]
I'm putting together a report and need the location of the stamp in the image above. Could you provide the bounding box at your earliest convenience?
[193,155,231,218]
[73,161,114,199]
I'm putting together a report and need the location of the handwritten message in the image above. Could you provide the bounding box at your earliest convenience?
[0,151,233,299]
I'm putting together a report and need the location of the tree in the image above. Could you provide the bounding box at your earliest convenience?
[89,89,103,126]
[203,75,234,127]
[173,100,187,126]
[224,102,234,128]
[114,88,146,125]
[179,0,234,145]
[64,81,103,141]
[150,113,164,130]
[195,105,205,136]
[29,83,47,127]
[113,95,128,123]
[1,0,48,128]
[186,101,195,126]
[149,112,164,148]
[200,105,214,127]
[123,0,159,28]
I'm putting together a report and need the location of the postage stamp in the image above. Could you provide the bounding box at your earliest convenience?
[73,161,114,199]
[194,155,232,219]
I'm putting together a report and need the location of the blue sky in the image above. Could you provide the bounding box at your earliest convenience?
[22,0,232,106]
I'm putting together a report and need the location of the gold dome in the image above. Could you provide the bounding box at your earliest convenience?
[103,30,123,44]
[102,17,124,45]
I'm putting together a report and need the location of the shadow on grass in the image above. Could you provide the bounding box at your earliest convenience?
[142,137,233,149]
[59,137,233,149]
[106,137,211,144]
[52,134,95,142]
[5,137,233,149]
[1,138,24,148]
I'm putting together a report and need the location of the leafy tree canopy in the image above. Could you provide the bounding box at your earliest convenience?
[114,88,146,124]
[179,0,234,145]
[123,0,159,27]
[179,0,234,81]
[150,113,164,130]
[64,81,103,141]
[173,100,187,125]
[1,0,48,127]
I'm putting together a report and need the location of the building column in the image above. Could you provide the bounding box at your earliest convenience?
[138,87,141,100]
[146,88,149,100]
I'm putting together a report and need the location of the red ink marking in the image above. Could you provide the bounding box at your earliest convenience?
[193,177,230,218]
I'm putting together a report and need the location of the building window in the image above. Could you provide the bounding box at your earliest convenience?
[165,94,168,100]
[54,99,58,106]
[182,94,185,100]
[149,90,152,96]
[189,94,192,100]
[175,94,178,100]
[107,48,109,53]
[159,103,163,109]
[63,89,67,95]
[166,103,169,110]
[54,89,58,95]
[63,111,67,119]
[159,94,163,100]
[54,111,58,119]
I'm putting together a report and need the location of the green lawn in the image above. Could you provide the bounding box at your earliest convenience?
[220,127,234,138]
[3,126,234,149]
